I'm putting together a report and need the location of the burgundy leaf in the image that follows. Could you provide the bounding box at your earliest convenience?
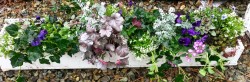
[132,18,142,29]
[116,57,129,65]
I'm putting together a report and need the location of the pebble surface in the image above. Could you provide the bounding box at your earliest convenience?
[0,0,250,82]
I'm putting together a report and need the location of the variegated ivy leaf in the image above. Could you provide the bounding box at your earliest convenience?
[210,31,216,36]
[181,21,192,29]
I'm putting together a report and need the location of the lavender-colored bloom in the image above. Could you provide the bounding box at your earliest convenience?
[179,37,191,46]
[37,30,48,40]
[185,55,191,62]
[193,41,205,54]
[181,28,188,35]
[36,15,40,20]
[187,29,200,36]
[192,20,201,27]
[31,38,41,46]
[175,13,182,24]
[118,9,122,15]
[198,35,208,42]
[188,49,197,56]
[128,0,133,6]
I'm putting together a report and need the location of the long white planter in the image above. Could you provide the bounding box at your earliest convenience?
[0,18,245,71]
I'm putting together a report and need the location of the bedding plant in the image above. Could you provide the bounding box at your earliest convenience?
[0,0,246,81]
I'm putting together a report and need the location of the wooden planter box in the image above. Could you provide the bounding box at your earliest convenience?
[0,18,245,71]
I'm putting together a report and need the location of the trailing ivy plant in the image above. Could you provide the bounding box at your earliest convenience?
[1,16,80,67]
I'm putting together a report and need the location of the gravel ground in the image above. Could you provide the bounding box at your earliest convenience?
[0,0,250,82]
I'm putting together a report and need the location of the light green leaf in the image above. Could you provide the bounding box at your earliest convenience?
[199,69,207,76]
[210,31,216,36]
[208,67,215,74]
[209,25,216,29]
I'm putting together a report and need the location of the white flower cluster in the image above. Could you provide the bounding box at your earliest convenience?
[153,8,177,41]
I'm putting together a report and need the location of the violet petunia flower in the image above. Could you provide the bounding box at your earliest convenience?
[192,20,201,27]
[37,30,48,40]
[187,29,200,36]
[36,15,41,20]
[181,28,188,35]
[178,37,191,46]
[193,41,205,54]
[128,0,133,6]
[31,38,41,46]
[118,9,122,15]
[175,13,182,24]
[198,35,208,42]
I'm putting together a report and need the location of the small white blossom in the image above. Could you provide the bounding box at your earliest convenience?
[221,14,228,20]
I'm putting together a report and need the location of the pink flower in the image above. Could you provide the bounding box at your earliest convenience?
[193,41,205,54]
[188,49,197,56]
[185,55,191,62]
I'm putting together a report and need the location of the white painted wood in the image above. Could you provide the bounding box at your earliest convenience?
[0,18,244,71]
[244,3,250,32]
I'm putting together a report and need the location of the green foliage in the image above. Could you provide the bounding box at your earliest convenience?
[5,24,19,37]
[174,74,184,82]
[3,16,80,67]
[105,4,118,16]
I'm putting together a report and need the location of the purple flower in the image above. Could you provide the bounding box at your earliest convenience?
[193,41,205,54]
[192,20,201,27]
[179,37,191,46]
[175,13,182,24]
[187,29,200,36]
[36,15,41,20]
[31,38,41,46]
[181,28,188,35]
[118,9,122,15]
[198,35,208,42]
[37,30,48,40]
[128,0,133,6]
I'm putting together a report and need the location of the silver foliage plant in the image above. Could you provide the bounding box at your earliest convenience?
[153,8,177,41]
[78,2,129,70]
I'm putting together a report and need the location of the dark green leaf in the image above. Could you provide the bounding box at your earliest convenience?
[67,43,79,57]
[16,76,25,82]
[209,55,220,61]
[49,55,60,63]
[27,46,42,61]
[174,74,184,82]
[10,51,26,67]
[158,63,171,72]
[44,42,58,54]
[5,24,19,37]
[39,58,50,64]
